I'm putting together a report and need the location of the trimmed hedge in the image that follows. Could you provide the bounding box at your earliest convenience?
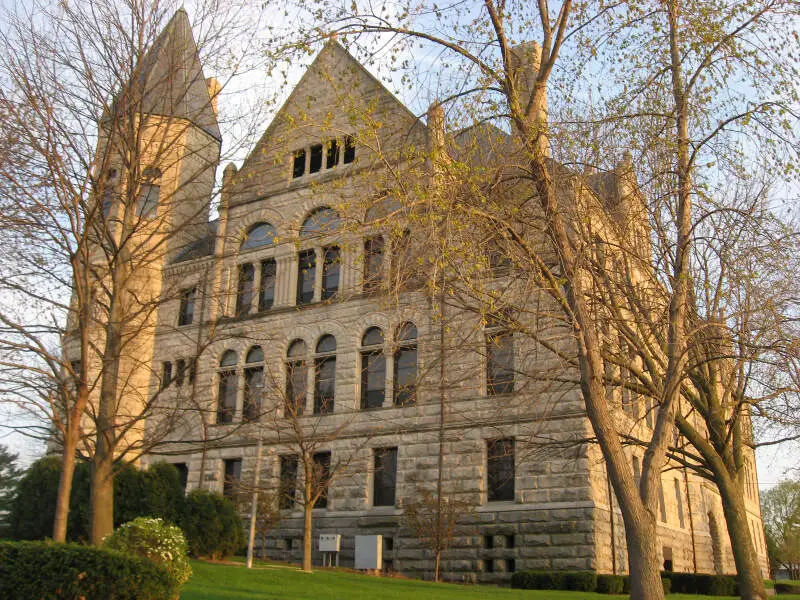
[511,571,599,592]
[564,571,598,591]
[597,574,625,594]
[0,540,178,600]
[180,490,244,559]
[662,571,739,596]
[775,582,800,595]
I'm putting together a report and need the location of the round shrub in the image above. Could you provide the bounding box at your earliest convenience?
[104,517,192,585]
[180,490,244,559]
[0,540,177,600]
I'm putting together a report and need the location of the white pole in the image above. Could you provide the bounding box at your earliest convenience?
[246,436,263,569]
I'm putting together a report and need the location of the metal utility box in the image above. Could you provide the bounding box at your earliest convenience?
[318,534,341,552]
[354,535,383,570]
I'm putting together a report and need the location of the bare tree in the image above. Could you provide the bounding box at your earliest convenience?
[0,0,266,544]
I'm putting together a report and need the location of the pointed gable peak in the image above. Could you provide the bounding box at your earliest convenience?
[136,9,220,140]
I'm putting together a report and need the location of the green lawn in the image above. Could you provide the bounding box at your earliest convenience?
[180,560,800,600]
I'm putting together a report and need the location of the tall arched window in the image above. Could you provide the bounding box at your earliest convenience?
[243,346,264,422]
[286,340,307,416]
[236,263,255,316]
[360,327,385,409]
[241,222,276,250]
[314,335,336,414]
[394,322,417,406]
[217,350,238,424]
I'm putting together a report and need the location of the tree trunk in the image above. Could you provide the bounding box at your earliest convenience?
[302,500,313,573]
[52,428,78,542]
[717,473,766,600]
[625,515,665,600]
[90,444,114,545]
[434,549,441,583]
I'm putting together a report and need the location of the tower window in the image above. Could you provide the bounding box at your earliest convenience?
[321,246,340,300]
[178,287,196,326]
[259,259,276,311]
[343,135,356,163]
[297,250,316,305]
[326,139,339,169]
[309,144,323,173]
[236,263,255,316]
[292,149,306,178]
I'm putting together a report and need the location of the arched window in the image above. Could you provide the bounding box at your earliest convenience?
[365,195,401,223]
[217,350,238,423]
[243,347,264,422]
[301,207,340,238]
[394,322,417,406]
[360,327,385,409]
[286,340,307,417]
[485,315,513,395]
[236,263,255,316]
[241,222,277,250]
[314,335,336,414]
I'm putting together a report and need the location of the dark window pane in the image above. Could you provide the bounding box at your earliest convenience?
[287,339,307,358]
[314,356,335,414]
[241,222,276,250]
[178,287,196,326]
[363,236,384,292]
[175,359,186,387]
[220,350,237,367]
[246,346,264,363]
[313,452,331,508]
[393,346,417,406]
[279,456,298,509]
[297,250,316,305]
[343,135,355,163]
[322,246,339,300]
[286,360,306,416]
[487,331,514,395]
[362,326,384,347]
[174,463,188,492]
[244,366,263,422]
[326,139,339,169]
[487,438,514,502]
[373,447,397,506]
[161,362,172,390]
[236,263,255,316]
[316,335,336,353]
[259,259,276,311]
[361,351,386,409]
[293,149,306,178]
[309,144,323,173]
[217,370,237,423]
[223,458,242,499]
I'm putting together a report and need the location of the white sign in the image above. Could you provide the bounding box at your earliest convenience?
[319,534,341,552]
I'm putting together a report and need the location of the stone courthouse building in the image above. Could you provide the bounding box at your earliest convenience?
[112,10,768,581]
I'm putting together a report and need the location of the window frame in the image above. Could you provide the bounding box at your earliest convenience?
[236,262,255,317]
[313,335,336,415]
[373,447,398,507]
[178,287,196,326]
[485,317,514,396]
[360,327,386,410]
[393,322,417,407]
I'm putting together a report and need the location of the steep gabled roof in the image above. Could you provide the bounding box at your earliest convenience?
[136,9,220,140]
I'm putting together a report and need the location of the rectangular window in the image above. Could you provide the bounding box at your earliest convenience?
[361,350,386,409]
[174,463,189,493]
[243,366,264,422]
[309,144,323,173]
[363,236,384,292]
[326,139,339,169]
[292,149,306,178]
[487,331,514,395]
[487,438,514,502]
[343,135,356,163]
[223,458,242,499]
[259,259,276,311]
[297,250,316,305]
[178,287,196,326]
[321,245,340,300]
[161,361,172,390]
[136,183,160,218]
[279,455,298,509]
[217,370,237,424]
[373,447,397,507]
[236,263,255,316]
[313,452,331,509]
[175,359,186,387]
[393,345,417,407]
[674,478,685,528]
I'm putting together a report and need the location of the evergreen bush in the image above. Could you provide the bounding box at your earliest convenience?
[180,490,244,559]
[597,574,625,594]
